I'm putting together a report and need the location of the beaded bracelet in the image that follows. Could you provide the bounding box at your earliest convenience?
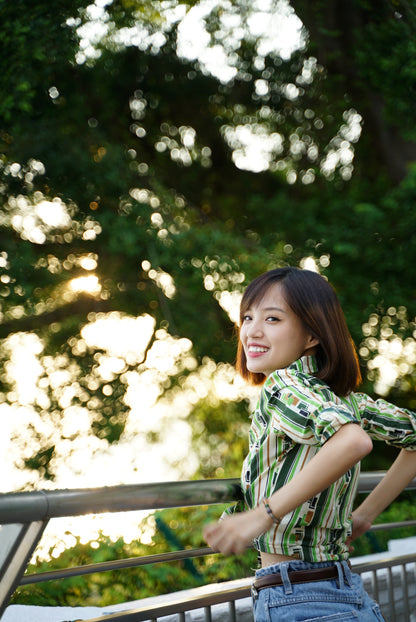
[262,498,281,525]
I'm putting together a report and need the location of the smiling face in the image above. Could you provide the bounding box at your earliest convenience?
[239,282,319,377]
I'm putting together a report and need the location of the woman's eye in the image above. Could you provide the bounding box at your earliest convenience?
[242,315,252,322]
[266,316,279,322]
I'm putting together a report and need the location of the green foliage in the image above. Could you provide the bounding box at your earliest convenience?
[12,506,258,606]
[0,0,85,121]
[188,397,251,478]
[353,4,416,141]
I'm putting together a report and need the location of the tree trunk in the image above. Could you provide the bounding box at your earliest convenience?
[292,0,416,183]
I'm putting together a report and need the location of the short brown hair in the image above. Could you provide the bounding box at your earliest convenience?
[236,267,361,396]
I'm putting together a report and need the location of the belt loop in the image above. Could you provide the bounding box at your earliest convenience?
[342,560,353,587]
[335,561,344,588]
[279,562,293,595]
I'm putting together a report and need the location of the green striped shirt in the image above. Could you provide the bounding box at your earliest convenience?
[239,355,416,562]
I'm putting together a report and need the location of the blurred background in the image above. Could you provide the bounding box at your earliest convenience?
[1,0,416,606]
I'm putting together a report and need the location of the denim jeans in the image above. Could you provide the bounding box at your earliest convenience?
[252,560,386,621]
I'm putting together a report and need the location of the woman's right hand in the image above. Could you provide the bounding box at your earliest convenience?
[203,506,272,555]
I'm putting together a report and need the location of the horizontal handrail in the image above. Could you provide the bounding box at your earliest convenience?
[352,550,416,573]
[1,472,415,524]
[371,520,416,531]
[0,479,242,524]
[20,547,214,585]
[357,471,416,493]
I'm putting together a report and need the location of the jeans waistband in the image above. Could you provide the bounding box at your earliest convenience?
[253,560,353,596]
[253,564,339,591]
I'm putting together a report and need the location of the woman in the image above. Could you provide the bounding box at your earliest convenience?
[203,267,416,621]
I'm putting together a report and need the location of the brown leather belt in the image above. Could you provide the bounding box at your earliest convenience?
[253,565,339,591]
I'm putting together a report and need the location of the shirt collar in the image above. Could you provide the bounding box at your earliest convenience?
[264,354,319,382]
[263,355,319,389]
[288,354,319,375]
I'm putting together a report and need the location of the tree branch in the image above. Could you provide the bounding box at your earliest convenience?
[0,293,113,340]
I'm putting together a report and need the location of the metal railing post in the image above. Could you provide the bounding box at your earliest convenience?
[0,520,48,619]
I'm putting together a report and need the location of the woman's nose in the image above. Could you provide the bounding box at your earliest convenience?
[247,319,263,337]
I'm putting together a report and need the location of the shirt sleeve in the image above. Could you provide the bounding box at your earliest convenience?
[220,499,246,520]
[265,371,361,446]
[353,392,416,450]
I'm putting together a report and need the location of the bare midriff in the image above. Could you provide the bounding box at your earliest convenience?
[260,551,299,567]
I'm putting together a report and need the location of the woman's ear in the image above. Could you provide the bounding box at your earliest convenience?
[307,334,320,349]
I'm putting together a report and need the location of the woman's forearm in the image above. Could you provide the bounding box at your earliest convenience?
[266,423,372,521]
[353,448,416,524]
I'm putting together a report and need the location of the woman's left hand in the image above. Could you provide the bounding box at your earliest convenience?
[203,507,271,555]
[346,511,372,550]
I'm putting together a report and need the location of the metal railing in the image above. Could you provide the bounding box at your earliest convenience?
[0,473,415,621]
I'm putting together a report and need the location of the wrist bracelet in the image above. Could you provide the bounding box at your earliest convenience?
[262,498,281,526]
